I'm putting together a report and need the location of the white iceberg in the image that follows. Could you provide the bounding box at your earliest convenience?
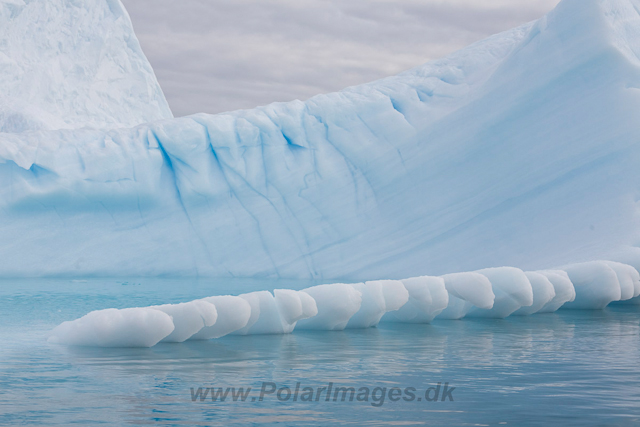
[6,0,640,347]
[47,259,640,347]
[0,0,171,132]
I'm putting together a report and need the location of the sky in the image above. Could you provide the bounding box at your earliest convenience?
[121,0,561,117]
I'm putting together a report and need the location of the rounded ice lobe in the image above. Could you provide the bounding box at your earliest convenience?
[296,284,363,330]
[378,280,411,312]
[437,272,495,319]
[45,256,640,347]
[345,280,409,329]
[235,290,317,335]
[188,296,252,340]
[382,276,449,323]
[275,289,318,326]
[467,267,534,318]
[235,291,267,334]
[441,272,495,310]
[537,270,576,312]
[438,296,475,320]
[607,251,640,305]
[562,261,622,309]
[48,307,174,348]
[512,272,556,316]
[603,261,640,300]
[152,300,218,343]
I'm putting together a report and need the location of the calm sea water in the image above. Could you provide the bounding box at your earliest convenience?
[1,278,639,426]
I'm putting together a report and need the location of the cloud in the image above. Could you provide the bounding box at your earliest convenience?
[121,0,560,117]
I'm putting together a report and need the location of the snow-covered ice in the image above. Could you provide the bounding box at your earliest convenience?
[275,289,318,329]
[0,0,171,132]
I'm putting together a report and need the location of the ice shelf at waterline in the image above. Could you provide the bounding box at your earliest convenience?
[49,261,640,347]
[3,0,640,279]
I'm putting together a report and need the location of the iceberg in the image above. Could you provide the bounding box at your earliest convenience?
[3,0,640,280]
[48,258,640,347]
[0,0,172,132]
[2,0,638,347]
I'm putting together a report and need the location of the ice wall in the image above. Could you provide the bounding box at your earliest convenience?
[3,0,640,280]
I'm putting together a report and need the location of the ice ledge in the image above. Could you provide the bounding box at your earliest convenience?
[48,259,640,348]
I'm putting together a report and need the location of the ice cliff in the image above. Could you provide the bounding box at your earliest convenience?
[3,0,640,281]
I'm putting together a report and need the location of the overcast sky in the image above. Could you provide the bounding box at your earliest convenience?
[121,0,561,117]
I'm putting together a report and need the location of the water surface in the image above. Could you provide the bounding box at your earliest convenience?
[1,278,639,426]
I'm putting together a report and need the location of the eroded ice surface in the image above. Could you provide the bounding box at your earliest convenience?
[49,260,640,347]
[467,268,534,318]
[49,307,174,348]
[3,0,640,280]
[381,276,449,324]
[153,300,217,343]
[188,295,251,340]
